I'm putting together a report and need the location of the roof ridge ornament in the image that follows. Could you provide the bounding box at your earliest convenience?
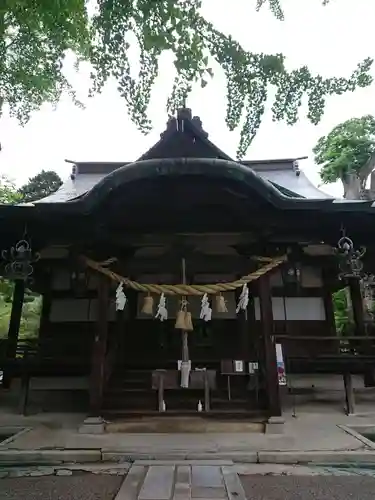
[292,160,301,177]
[70,164,77,181]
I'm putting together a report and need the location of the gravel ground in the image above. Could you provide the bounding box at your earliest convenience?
[241,475,375,500]
[0,474,123,500]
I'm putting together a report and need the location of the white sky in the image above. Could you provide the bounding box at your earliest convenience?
[1,0,375,198]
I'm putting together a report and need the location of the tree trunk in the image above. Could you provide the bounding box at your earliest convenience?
[342,173,362,200]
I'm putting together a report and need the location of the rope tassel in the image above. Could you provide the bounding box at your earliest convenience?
[215,293,228,313]
[141,293,154,315]
[175,299,193,331]
[175,310,186,329]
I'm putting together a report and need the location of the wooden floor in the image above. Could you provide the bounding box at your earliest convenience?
[115,462,246,500]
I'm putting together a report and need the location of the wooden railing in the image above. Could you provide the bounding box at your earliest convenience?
[273,333,375,376]
[0,338,91,378]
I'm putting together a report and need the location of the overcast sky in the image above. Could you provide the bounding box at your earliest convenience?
[1,0,374,197]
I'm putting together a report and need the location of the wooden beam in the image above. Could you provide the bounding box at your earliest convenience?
[89,273,109,415]
[258,274,282,417]
[3,280,25,389]
[125,255,250,275]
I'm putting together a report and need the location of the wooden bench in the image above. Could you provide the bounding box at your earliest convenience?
[152,369,216,412]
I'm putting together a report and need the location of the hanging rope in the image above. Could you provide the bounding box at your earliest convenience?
[81,254,286,296]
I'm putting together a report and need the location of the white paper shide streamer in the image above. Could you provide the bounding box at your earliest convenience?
[200,293,212,322]
[236,284,249,313]
[115,282,127,311]
[155,293,168,321]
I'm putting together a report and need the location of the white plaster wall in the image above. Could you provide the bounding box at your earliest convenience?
[51,269,99,291]
[49,298,116,322]
[51,269,71,291]
[254,297,326,321]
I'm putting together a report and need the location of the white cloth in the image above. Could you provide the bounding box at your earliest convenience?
[180,361,191,388]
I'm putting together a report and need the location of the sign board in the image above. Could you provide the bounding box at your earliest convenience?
[234,360,244,373]
[275,343,287,386]
[248,362,258,374]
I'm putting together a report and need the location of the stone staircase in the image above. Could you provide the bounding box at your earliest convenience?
[114,461,246,500]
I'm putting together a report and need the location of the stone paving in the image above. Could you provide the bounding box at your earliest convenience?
[114,461,246,500]
[0,474,123,500]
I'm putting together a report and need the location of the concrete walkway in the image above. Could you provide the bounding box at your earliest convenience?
[2,408,373,454]
[114,461,246,500]
[0,395,375,464]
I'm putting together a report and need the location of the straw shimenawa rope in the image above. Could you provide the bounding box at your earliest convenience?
[81,255,287,296]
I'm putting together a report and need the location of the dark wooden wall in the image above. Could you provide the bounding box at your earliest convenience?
[35,254,335,374]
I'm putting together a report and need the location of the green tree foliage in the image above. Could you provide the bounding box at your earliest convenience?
[0,176,21,204]
[0,0,89,123]
[18,170,62,202]
[89,0,372,158]
[313,116,375,195]
[332,288,351,336]
[1,0,373,158]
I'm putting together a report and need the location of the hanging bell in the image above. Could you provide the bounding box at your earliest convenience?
[141,294,154,315]
[175,310,186,329]
[184,311,194,331]
[215,293,228,313]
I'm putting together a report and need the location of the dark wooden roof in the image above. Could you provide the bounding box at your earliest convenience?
[3,108,375,251]
[30,108,330,204]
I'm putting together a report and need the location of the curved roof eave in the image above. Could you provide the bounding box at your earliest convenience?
[76,157,329,212]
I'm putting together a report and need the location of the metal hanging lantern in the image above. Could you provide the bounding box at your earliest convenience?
[335,231,366,280]
[1,237,40,281]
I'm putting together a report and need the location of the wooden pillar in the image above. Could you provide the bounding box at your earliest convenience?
[3,280,25,388]
[348,278,365,337]
[89,273,109,415]
[258,274,281,417]
[38,269,52,343]
[348,277,375,386]
[343,371,355,415]
[322,270,336,336]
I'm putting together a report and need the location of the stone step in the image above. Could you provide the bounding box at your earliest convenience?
[114,463,246,500]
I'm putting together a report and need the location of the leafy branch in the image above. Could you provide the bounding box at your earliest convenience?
[0,0,373,158]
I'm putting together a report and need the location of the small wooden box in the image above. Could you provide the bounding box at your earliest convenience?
[151,370,179,390]
[189,370,217,390]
